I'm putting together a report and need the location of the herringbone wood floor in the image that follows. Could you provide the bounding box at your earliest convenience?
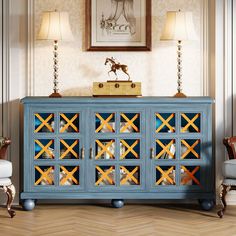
[0,204,236,236]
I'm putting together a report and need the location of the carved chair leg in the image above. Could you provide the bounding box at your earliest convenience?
[217,184,229,218]
[3,184,16,218]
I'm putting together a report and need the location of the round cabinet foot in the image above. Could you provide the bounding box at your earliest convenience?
[111,199,124,208]
[22,199,36,211]
[199,199,215,211]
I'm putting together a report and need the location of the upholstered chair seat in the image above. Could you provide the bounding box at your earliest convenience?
[0,137,16,218]
[0,160,12,178]
[0,178,12,186]
[222,159,236,179]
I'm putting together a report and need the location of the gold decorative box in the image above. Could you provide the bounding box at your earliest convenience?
[93,81,142,97]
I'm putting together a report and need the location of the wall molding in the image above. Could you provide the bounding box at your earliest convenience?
[201,0,210,96]
[224,0,233,137]
[0,0,3,136]
[27,0,35,96]
[2,0,11,143]
[233,0,236,134]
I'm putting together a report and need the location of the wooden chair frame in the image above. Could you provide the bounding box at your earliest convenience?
[0,137,16,218]
[218,137,236,218]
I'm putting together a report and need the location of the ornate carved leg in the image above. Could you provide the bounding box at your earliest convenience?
[3,184,16,218]
[217,184,229,218]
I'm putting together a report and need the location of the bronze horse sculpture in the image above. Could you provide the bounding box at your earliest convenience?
[105,57,130,81]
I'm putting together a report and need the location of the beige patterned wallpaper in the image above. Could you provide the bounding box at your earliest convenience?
[34,0,202,96]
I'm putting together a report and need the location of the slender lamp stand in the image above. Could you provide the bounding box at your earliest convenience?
[49,40,61,97]
[38,11,74,98]
[174,40,186,98]
[160,11,198,98]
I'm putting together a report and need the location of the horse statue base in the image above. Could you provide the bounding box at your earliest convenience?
[93,81,142,97]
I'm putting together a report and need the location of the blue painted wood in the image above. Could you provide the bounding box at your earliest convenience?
[20,97,214,207]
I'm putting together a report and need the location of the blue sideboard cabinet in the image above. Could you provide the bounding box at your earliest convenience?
[21,97,214,211]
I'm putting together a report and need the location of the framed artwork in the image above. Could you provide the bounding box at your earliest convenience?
[86,0,151,51]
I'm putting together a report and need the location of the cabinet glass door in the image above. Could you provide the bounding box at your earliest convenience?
[150,108,205,191]
[89,109,145,190]
[31,110,85,191]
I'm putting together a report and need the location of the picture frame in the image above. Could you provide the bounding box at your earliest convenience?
[86,0,152,51]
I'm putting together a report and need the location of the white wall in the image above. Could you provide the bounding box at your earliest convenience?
[33,0,204,97]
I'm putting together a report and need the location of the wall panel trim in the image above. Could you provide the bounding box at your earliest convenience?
[27,0,35,96]
[2,0,10,141]
[0,0,3,136]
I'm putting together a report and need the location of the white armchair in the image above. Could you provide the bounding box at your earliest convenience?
[0,137,16,218]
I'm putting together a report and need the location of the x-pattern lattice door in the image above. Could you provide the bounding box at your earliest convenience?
[34,113,54,133]
[95,166,115,186]
[181,113,200,133]
[35,166,54,185]
[120,139,140,159]
[120,113,140,133]
[60,113,79,133]
[60,140,79,159]
[60,166,79,186]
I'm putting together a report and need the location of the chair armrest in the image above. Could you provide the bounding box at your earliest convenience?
[223,137,236,159]
[0,137,11,160]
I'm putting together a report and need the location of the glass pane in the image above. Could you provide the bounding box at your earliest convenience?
[34,113,54,133]
[95,113,115,133]
[95,166,115,186]
[181,139,201,160]
[95,139,115,160]
[60,113,80,133]
[35,139,54,160]
[181,113,201,133]
[155,139,175,159]
[120,113,140,133]
[120,139,140,160]
[156,166,176,186]
[60,139,80,159]
[120,166,140,186]
[60,166,80,186]
[181,166,201,186]
[35,166,54,186]
[155,113,175,133]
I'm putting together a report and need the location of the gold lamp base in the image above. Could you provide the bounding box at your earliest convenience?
[49,92,62,98]
[174,92,187,98]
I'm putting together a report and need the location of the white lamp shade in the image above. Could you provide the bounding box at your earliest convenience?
[161,11,198,41]
[38,11,74,41]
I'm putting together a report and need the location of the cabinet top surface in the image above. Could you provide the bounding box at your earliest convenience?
[21,96,214,104]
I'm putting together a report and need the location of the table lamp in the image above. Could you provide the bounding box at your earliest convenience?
[161,10,198,98]
[38,10,74,98]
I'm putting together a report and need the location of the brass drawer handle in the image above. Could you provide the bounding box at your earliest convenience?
[90,147,94,160]
[81,146,85,159]
[150,148,154,159]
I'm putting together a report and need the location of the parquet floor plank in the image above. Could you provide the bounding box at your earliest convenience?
[0,204,235,236]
